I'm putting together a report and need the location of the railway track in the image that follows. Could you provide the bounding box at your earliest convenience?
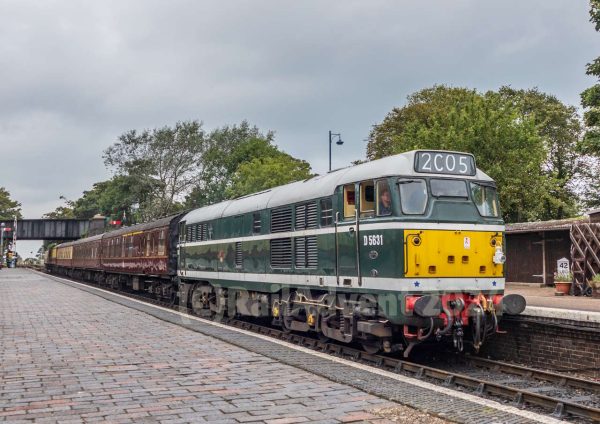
[35,268,600,422]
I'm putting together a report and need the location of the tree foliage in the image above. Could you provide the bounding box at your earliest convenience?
[0,187,22,220]
[186,121,278,207]
[367,85,582,222]
[104,120,205,220]
[44,175,155,223]
[227,154,313,199]
[580,0,600,208]
[49,120,312,224]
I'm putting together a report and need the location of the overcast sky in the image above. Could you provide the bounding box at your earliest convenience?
[0,1,597,255]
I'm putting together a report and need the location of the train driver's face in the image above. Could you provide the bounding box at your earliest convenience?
[381,191,390,207]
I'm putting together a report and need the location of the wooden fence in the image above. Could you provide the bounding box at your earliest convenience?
[570,223,600,295]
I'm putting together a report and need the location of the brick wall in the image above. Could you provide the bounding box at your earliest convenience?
[479,315,600,378]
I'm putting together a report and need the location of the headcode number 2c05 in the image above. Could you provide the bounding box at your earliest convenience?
[363,235,383,246]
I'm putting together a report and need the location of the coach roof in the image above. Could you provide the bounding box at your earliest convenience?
[182,150,494,224]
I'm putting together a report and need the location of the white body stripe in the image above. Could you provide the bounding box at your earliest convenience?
[179,269,504,292]
[179,222,505,248]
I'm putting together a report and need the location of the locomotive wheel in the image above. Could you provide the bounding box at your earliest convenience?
[190,285,214,318]
[361,340,382,355]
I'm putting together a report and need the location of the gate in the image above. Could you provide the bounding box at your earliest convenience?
[570,223,600,296]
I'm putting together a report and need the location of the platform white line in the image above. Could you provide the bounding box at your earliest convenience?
[524,305,600,323]
[34,270,564,424]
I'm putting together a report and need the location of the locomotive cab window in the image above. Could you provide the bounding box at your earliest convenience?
[470,182,500,217]
[343,184,356,219]
[377,180,392,216]
[398,179,428,215]
[359,181,375,218]
[430,179,468,198]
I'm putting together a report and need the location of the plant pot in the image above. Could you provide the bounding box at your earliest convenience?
[554,281,571,295]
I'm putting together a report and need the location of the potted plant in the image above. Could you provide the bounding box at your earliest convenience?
[589,274,600,298]
[554,271,572,296]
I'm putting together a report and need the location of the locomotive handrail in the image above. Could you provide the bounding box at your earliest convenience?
[355,209,361,287]
[334,211,340,285]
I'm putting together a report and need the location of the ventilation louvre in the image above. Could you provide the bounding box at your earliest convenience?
[295,202,318,230]
[235,242,243,268]
[270,238,292,268]
[295,236,318,269]
[271,208,293,233]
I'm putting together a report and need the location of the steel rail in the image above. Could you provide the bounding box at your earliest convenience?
[36,268,600,422]
[461,355,600,393]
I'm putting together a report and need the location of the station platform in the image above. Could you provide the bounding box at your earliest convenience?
[0,269,563,424]
[505,282,600,323]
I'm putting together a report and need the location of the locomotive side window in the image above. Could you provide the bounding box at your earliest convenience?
[430,179,468,198]
[470,182,500,217]
[399,179,428,215]
[253,213,261,234]
[343,184,356,219]
[377,180,392,216]
[359,181,375,217]
[320,198,333,226]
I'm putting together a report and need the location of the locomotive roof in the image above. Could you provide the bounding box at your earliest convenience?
[182,150,494,224]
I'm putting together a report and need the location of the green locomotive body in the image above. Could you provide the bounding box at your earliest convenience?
[178,150,525,355]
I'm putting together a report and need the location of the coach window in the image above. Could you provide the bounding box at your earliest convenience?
[398,179,428,215]
[343,184,356,220]
[359,181,375,218]
[376,180,392,216]
[158,230,166,256]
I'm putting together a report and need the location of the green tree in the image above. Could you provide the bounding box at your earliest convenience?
[580,0,600,208]
[581,0,600,155]
[497,87,582,219]
[104,120,205,220]
[227,154,313,199]
[42,204,75,219]
[0,187,22,219]
[186,121,278,207]
[43,175,156,224]
[366,85,571,223]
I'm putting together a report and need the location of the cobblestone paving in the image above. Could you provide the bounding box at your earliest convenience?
[1,269,550,423]
[0,270,408,423]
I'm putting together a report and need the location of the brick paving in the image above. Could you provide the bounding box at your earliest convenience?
[506,282,600,312]
[1,269,556,423]
[0,269,419,424]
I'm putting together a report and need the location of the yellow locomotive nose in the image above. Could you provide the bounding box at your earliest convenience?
[404,230,503,278]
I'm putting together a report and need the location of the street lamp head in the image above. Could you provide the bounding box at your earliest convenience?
[336,139,344,146]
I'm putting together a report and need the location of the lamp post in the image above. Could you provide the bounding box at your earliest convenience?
[328,130,343,172]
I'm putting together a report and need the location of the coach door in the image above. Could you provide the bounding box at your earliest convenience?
[335,184,361,287]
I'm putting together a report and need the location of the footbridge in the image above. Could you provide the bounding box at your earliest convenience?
[0,219,90,240]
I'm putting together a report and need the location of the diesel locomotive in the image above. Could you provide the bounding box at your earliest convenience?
[46,150,526,356]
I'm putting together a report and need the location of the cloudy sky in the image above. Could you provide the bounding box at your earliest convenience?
[0,1,597,254]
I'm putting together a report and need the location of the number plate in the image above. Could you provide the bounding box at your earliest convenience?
[415,151,476,176]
